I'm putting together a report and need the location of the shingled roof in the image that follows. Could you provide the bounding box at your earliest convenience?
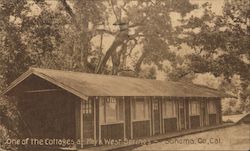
[2,68,233,99]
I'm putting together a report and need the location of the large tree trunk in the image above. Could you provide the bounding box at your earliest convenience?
[59,0,90,71]
[134,52,147,73]
[111,43,128,75]
[95,30,128,74]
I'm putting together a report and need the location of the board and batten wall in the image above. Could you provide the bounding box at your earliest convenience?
[76,96,222,148]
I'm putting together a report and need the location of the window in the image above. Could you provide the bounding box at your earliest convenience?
[133,98,149,120]
[82,100,92,114]
[163,100,176,118]
[99,97,124,124]
[190,101,200,116]
[208,101,216,114]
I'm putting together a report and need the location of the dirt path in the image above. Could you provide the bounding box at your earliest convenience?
[134,123,250,151]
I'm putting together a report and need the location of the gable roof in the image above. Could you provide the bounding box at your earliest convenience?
[2,68,234,99]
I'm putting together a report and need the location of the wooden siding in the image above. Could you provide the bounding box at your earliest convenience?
[163,118,178,133]
[216,99,222,124]
[101,123,124,139]
[205,100,210,126]
[185,100,190,129]
[18,91,76,140]
[209,114,217,125]
[125,97,132,139]
[95,98,99,143]
[190,115,200,128]
[133,120,150,138]
[79,96,222,148]
[6,69,226,149]
[75,100,81,148]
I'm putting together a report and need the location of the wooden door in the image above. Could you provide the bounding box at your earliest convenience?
[200,101,206,126]
[179,100,186,130]
[153,99,160,135]
[82,100,94,139]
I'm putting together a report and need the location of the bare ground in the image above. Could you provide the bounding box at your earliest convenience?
[134,123,250,151]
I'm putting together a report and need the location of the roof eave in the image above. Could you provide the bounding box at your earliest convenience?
[33,71,88,100]
[2,68,34,96]
[1,68,88,100]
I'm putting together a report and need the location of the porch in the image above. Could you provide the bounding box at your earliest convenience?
[78,96,222,149]
[2,68,233,150]
[76,122,235,151]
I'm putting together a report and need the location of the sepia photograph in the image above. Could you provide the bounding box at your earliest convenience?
[0,0,249,151]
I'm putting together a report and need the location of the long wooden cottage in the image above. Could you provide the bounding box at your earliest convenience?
[2,68,232,148]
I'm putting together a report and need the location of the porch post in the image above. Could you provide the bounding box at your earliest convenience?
[98,97,102,143]
[218,98,222,124]
[206,99,209,126]
[80,100,83,148]
[216,98,221,124]
[159,97,163,134]
[130,97,134,139]
[123,96,126,140]
[176,99,180,131]
[149,97,152,136]
[188,99,191,129]
[200,99,202,127]
[152,97,155,135]
[93,97,98,145]
[162,96,165,134]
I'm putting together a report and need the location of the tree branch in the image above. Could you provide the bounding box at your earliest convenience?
[96,29,117,35]
[58,0,79,29]
[59,0,74,16]
[126,38,138,57]
[110,0,120,22]
[135,52,147,73]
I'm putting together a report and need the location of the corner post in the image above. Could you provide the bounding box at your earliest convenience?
[80,100,84,148]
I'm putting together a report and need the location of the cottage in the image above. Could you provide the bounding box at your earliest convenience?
[2,68,232,149]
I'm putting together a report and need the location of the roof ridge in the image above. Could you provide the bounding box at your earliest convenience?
[31,67,224,91]
[31,67,165,82]
[3,67,234,98]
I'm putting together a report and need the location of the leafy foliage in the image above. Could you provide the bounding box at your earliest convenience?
[0,0,68,84]
[0,1,249,149]
[168,0,250,113]
[177,0,249,80]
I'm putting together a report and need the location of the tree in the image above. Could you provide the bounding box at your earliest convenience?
[0,0,197,83]
[93,0,196,75]
[0,0,67,84]
[57,0,106,72]
[57,0,196,75]
[168,0,250,112]
[138,66,157,79]
[0,1,68,150]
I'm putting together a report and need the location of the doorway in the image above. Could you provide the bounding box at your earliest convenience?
[200,101,207,126]
[152,99,160,135]
[178,100,186,130]
[82,100,94,139]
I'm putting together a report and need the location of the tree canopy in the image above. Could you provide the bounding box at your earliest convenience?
[0,0,197,84]
[0,1,249,147]
[167,0,250,112]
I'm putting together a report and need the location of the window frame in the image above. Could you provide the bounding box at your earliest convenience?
[82,100,92,114]
[99,97,124,125]
[132,97,150,121]
[208,100,217,114]
[189,100,200,116]
[163,100,177,118]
